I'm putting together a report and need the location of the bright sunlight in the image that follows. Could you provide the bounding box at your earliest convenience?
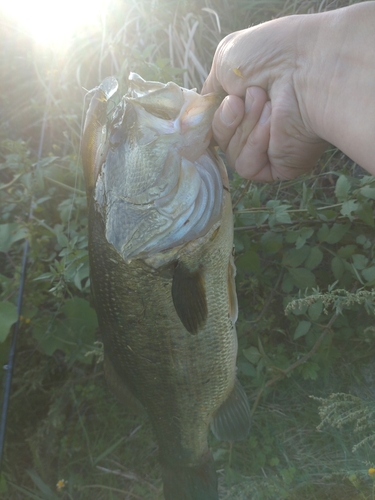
[0,0,109,46]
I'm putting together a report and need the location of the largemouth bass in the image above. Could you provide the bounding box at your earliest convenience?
[81,73,251,500]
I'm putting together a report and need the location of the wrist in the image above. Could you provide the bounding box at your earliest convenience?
[296,2,375,172]
[293,10,346,139]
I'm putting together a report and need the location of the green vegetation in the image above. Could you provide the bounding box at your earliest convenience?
[1,0,374,498]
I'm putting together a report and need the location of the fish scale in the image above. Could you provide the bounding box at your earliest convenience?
[90,197,235,457]
[82,74,251,499]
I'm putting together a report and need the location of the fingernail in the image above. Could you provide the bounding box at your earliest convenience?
[245,87,255,113]
[220,98,237,126]
[259,101,271,124]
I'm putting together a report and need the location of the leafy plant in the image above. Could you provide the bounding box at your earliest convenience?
[1,0,373,499]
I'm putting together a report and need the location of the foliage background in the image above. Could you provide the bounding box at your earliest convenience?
[1,0,375,498]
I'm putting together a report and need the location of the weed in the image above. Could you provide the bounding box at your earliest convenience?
[0,0,372,499]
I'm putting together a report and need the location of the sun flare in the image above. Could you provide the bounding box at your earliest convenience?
[0,0,109,46]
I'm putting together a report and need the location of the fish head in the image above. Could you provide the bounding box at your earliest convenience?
[84,73,226,264]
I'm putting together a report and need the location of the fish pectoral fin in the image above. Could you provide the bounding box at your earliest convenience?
[210,379,251,441]
[171,262,207,335]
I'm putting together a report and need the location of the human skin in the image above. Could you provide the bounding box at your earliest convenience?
[202,2,375,181]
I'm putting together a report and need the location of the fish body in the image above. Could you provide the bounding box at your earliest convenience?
[82,74,250,499]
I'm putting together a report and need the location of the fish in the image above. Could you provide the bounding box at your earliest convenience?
[81,73,251,500]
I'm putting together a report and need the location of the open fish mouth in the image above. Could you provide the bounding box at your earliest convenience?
[83,73,226,264]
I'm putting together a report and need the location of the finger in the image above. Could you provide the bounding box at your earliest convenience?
[202,70,216,95]
[242,87,269,140]
[202,32,239,95]
[201,51,222,95]
[224,87,269,167]
[235,101,273,181]
[211,96,245,152]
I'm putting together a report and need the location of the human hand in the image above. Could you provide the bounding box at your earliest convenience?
[202,16,329,181]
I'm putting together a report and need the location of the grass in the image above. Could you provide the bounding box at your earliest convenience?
[1,0,374,498]
[5,358,375,499]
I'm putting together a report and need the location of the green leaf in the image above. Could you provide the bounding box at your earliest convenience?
[243,346,261,365]
[236,213,256,227]
[301,361,320,380]
[0,223,28,253]
[285,229,300,244]
[288,268,316,289]
[62,297,98,340]
[254,212,269,227]
[260,231,283,254]
[33,298,97,362]
[295,228,314,249]
[331,256,345,280]
[305,246,323,270]
[285,227,314,248]
[356,234,367,246]
[282,273,294,293]
[236,250,260,273]
[362,266,375,282]
[294,320,311,340]
[249,186,261,207]
[335,175,351,201]
[359,185,375,200]
[352,254,368,270]
[0,302,18,342]
[237,361,257,377]
[274,204,292,224]
[0,273,14,298]
[234,234,245,253]
[32,323,65,357]
[317,224,329,242]
[359,175,374,186]
[356,202,374,226]
[340,200,358,220]
[337,245,357,258]
[282,246,310,268]
[325,223,350,244]
[308,300,323,321]
[267,202,292,227]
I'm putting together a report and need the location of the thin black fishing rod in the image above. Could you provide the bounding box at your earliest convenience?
[0,238,30,471]
[0,99,49,472]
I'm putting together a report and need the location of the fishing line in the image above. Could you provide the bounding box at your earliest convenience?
[0,89,50,474]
